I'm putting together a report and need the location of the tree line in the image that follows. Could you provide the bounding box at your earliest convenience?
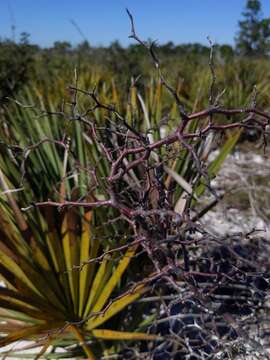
[0,0,269,104]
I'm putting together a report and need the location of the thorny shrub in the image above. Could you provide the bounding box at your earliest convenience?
[2,10,270,359]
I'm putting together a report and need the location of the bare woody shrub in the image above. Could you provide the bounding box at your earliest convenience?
[2,10,270,360]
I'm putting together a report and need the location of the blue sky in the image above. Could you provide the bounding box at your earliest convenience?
[1,0,270,47]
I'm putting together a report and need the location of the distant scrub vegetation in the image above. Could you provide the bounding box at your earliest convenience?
[0,39,270,111]
[0,0,270,112]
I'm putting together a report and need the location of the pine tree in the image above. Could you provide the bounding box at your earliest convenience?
[235,0,270,56]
